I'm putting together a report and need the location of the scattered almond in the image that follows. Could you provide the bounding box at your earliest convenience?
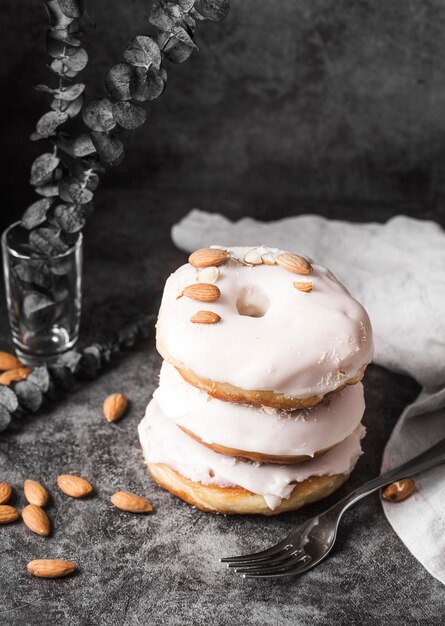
[191,310,221,324]
[197,266,220,284]
[111,490,153,513]
[22,504,50,537]
[382,478,416,502]
[0,367,32,386]
[57,474,93,498]
[244,248,263,265]
[0,351,22,371]
[179,283,221,302]
[27,559,77,579]
[24,479,49,507]
[276,252,312,275]
[293,281,313,293]
[103,393,128,423]
[188,248,229,268]
[0,482,12,505]
[0,504,19,524]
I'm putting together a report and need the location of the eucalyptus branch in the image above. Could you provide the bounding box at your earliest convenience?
[21,0,230,258]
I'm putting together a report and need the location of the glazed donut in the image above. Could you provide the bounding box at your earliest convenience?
[156,246,373,410]
[138,399,365,514]
[154,361,365,464]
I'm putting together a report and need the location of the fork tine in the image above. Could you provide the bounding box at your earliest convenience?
[241,556,315,579]
[228,546,304,568]
[220,538,294,564]
[234,550,310,574]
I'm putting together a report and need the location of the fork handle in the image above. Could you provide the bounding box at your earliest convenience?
[338,435,445,513]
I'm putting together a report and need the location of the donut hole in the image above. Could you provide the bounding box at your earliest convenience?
[236,288,270,318]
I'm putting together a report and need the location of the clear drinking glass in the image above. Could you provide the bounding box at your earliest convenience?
[1,222,82,366]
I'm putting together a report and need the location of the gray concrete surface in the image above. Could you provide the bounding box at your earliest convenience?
[0,191,444,625]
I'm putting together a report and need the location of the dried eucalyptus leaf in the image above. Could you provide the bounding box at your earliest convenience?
[27,366,50,393]
[58,0,85,18]
[162,34,194,63]
[30,153,60,186]
[73,166,100,191]
[49,365,75,390]
[57,133,95,157]
[14,380,43,413]
[36,110,68,137]
[21,198,53,229]
[0,385,18,413]
[53,204,86,233]
[22,290,55,326]
[14,261,50,288]
[30,132,44,142]
[59,177,93,204]
[132,68,164,102]
[50,58,77,78]
[149,1,187,31]
[44,0,74,30]
[105,63,135,101]
[29,228,68,256]
[189,7,205,20]
[112,101,147,130]
[177,0,196,10]
[123,36,161,70]
[55,83,85,101]
[194,0,229,21]
[56,349,81,372]
[0,405,11,432]
[91,132,124,163]
[62,47,88,72]
[48,27,81,47]
[36,183,60,197]
[35,83,55,95]
[52,94,83,118]
[171,26,197,48]
[82,98,116,132]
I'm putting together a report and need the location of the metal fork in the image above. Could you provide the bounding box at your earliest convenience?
[221,434,445,578]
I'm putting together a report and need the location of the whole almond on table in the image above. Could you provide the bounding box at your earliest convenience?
[0,351,22,371]
[0,482,12,504]
[57,474,93,498]
[178,283,221,302]
[103,393,128,423]
[0,367,32,386]
[188,248,229,268]
[111,491,153,513]
[27,559,77,579]
[0,504,19,524]
[382,478,416,502]
[22,504,50,537]
[24,479,49,507]
[276,252,312,275]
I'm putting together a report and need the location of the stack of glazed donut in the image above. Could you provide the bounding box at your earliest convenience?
[138,246,373,515]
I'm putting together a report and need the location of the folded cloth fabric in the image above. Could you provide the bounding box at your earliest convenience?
[172,209,445,585]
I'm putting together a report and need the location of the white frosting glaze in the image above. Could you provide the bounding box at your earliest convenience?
[154,361,365,457]
[139,399,365,510]
[156,246,373,398]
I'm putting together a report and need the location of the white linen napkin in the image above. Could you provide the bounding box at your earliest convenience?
[172,209,445,584]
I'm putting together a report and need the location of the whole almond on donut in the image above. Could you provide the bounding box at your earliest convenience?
[111,490,153,513]
[293,281,313,293]
[276,252,312,275]
[0,505,19,524]
[0,482,12,505]
[0,367,32,386]
[103,393,128,423]
[189,248,229,268]
[180,283,221,302]
[24,479,49,507]
[191,310,221,324]
[57,474,93,498]
[22,504,50,537]
[0,351,22,371]
[27,559,77,579]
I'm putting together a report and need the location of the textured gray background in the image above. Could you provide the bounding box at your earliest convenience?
[1,0,445,624]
